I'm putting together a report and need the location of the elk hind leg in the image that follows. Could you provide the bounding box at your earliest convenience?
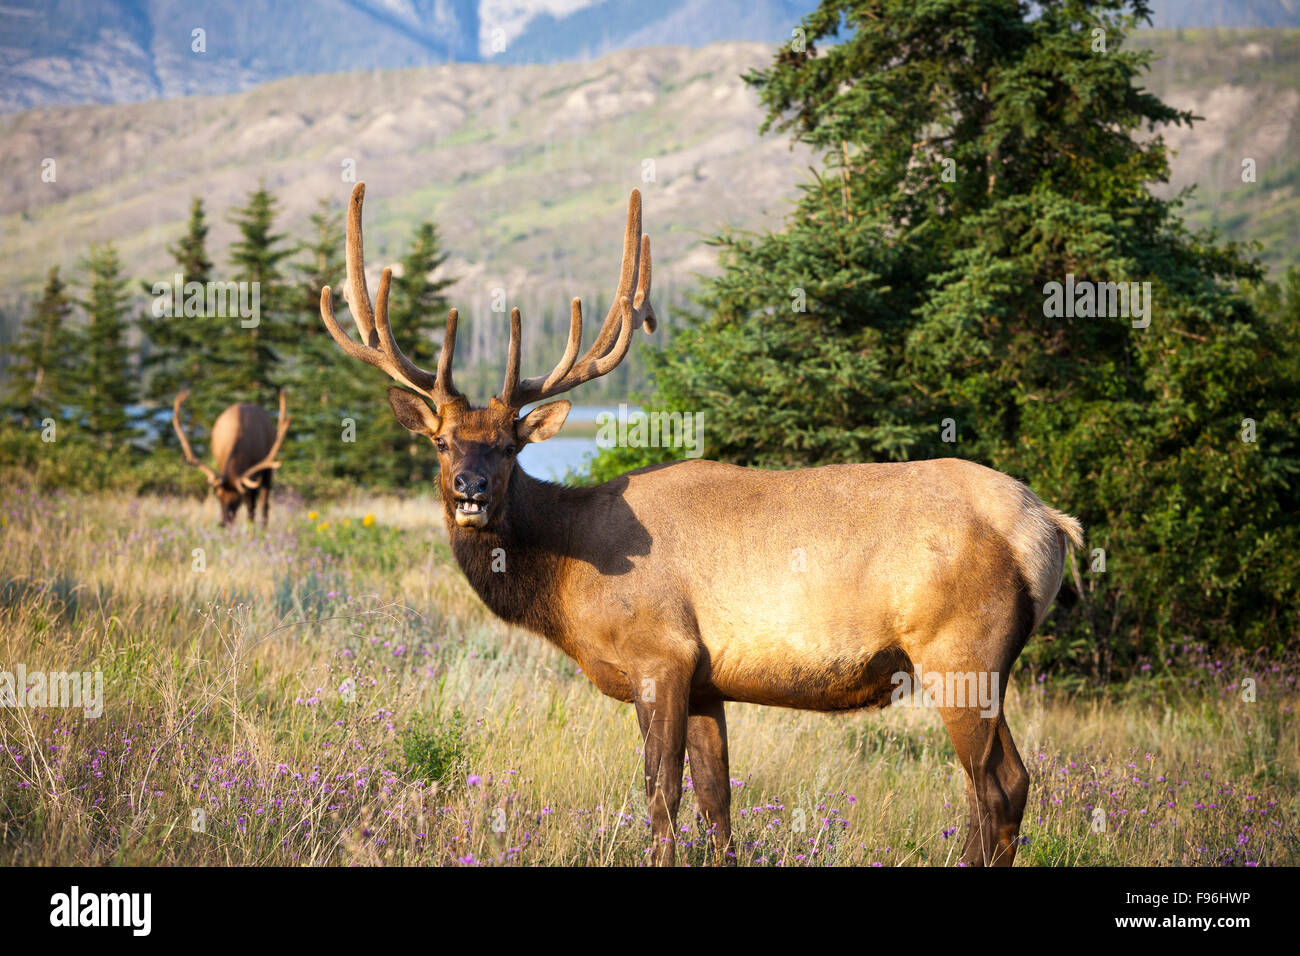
[938,704,1028,866]
[686,697,734,865]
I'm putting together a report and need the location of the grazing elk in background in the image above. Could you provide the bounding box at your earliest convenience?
[320,183,1083,867]
[172,390,290,527]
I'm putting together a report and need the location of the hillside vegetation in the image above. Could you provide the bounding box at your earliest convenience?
[0,42,808,336]
[1,30,1296,348]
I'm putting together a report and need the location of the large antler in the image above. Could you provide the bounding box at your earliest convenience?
[319,183,461,406]
[501,188,656,406]
[238,389,291,491]
[172,391,219,485]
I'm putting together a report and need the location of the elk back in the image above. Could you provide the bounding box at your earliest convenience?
[211,403,276,484]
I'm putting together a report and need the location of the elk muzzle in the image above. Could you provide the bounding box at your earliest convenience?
[452,472,491,528]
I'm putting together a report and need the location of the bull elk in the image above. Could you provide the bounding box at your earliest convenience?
[172,390,290,526]
[320,183,1083,867]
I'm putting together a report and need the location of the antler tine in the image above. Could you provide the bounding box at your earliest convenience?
[585,296,635,379]
[579,188,643,365]
[172,391,218,484]
[632,233,656,333]
[239,389,292,490]
[322,283,430,396]
[320,286,386,366]
[435,309,461,405]
[345,184,378,348]
[546,298,585,389]
[506,298,581,404]
[371,267,441,395]
[499,308,523,403]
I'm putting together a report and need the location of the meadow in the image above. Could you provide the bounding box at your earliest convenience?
[0,481,1295,866]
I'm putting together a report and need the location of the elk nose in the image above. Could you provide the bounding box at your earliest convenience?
[454,473,489,499]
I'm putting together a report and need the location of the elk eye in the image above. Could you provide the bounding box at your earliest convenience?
[435,437,448,452]
[505,445,517,457]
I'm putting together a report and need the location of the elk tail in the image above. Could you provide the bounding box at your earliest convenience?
[1046,507,1084,551]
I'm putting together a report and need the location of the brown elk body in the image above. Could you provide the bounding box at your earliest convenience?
[173,391,290,526]
[321,183,1083,867]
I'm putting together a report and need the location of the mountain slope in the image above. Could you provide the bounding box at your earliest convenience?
[6,1,1300,113]
[0,42,810,337]
[0,0,815,112]
[0,32,1295,339]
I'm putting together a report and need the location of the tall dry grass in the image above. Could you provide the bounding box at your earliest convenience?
[1,481,1295,865]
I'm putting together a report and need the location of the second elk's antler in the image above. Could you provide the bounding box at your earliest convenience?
[173,391,219,485]
[319,183,655,406]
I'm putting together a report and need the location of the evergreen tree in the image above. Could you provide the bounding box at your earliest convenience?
[286,197,380,480]
[74,243,137,449]
[5,266,76,427]
[215,183,292,408]
[140,197,225,431]
[593,0,1300,677]
[389,221,456,368]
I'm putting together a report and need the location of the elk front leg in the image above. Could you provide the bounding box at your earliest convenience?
[686,697,734,865]
[259,471,273,527]
[245,489,257,524]
[633,669,689,867]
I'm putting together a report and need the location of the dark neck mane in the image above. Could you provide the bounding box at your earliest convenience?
[446,469,577,643]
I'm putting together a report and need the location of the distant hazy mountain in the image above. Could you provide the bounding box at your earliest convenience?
[490,0,815,63]
[1148,0,1300,29]
[1,30,1295,330]
[7,1,1298,114]
[0,0,816,112]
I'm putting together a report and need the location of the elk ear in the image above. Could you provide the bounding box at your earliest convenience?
[515,400,570,444]
[388,387,441,436]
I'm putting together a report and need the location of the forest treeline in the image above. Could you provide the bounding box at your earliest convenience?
[0,186,657,494]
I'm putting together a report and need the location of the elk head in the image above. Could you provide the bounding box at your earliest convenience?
[320,183,656,529]
[172,390,290,526]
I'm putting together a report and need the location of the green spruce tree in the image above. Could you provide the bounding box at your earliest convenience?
[215,183,292,408]
[5,266,76,427]
[75,243,137,449]
[141,197,227,432]
[593,0,1300,678]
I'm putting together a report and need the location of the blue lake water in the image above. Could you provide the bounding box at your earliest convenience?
[518,405,637,481]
